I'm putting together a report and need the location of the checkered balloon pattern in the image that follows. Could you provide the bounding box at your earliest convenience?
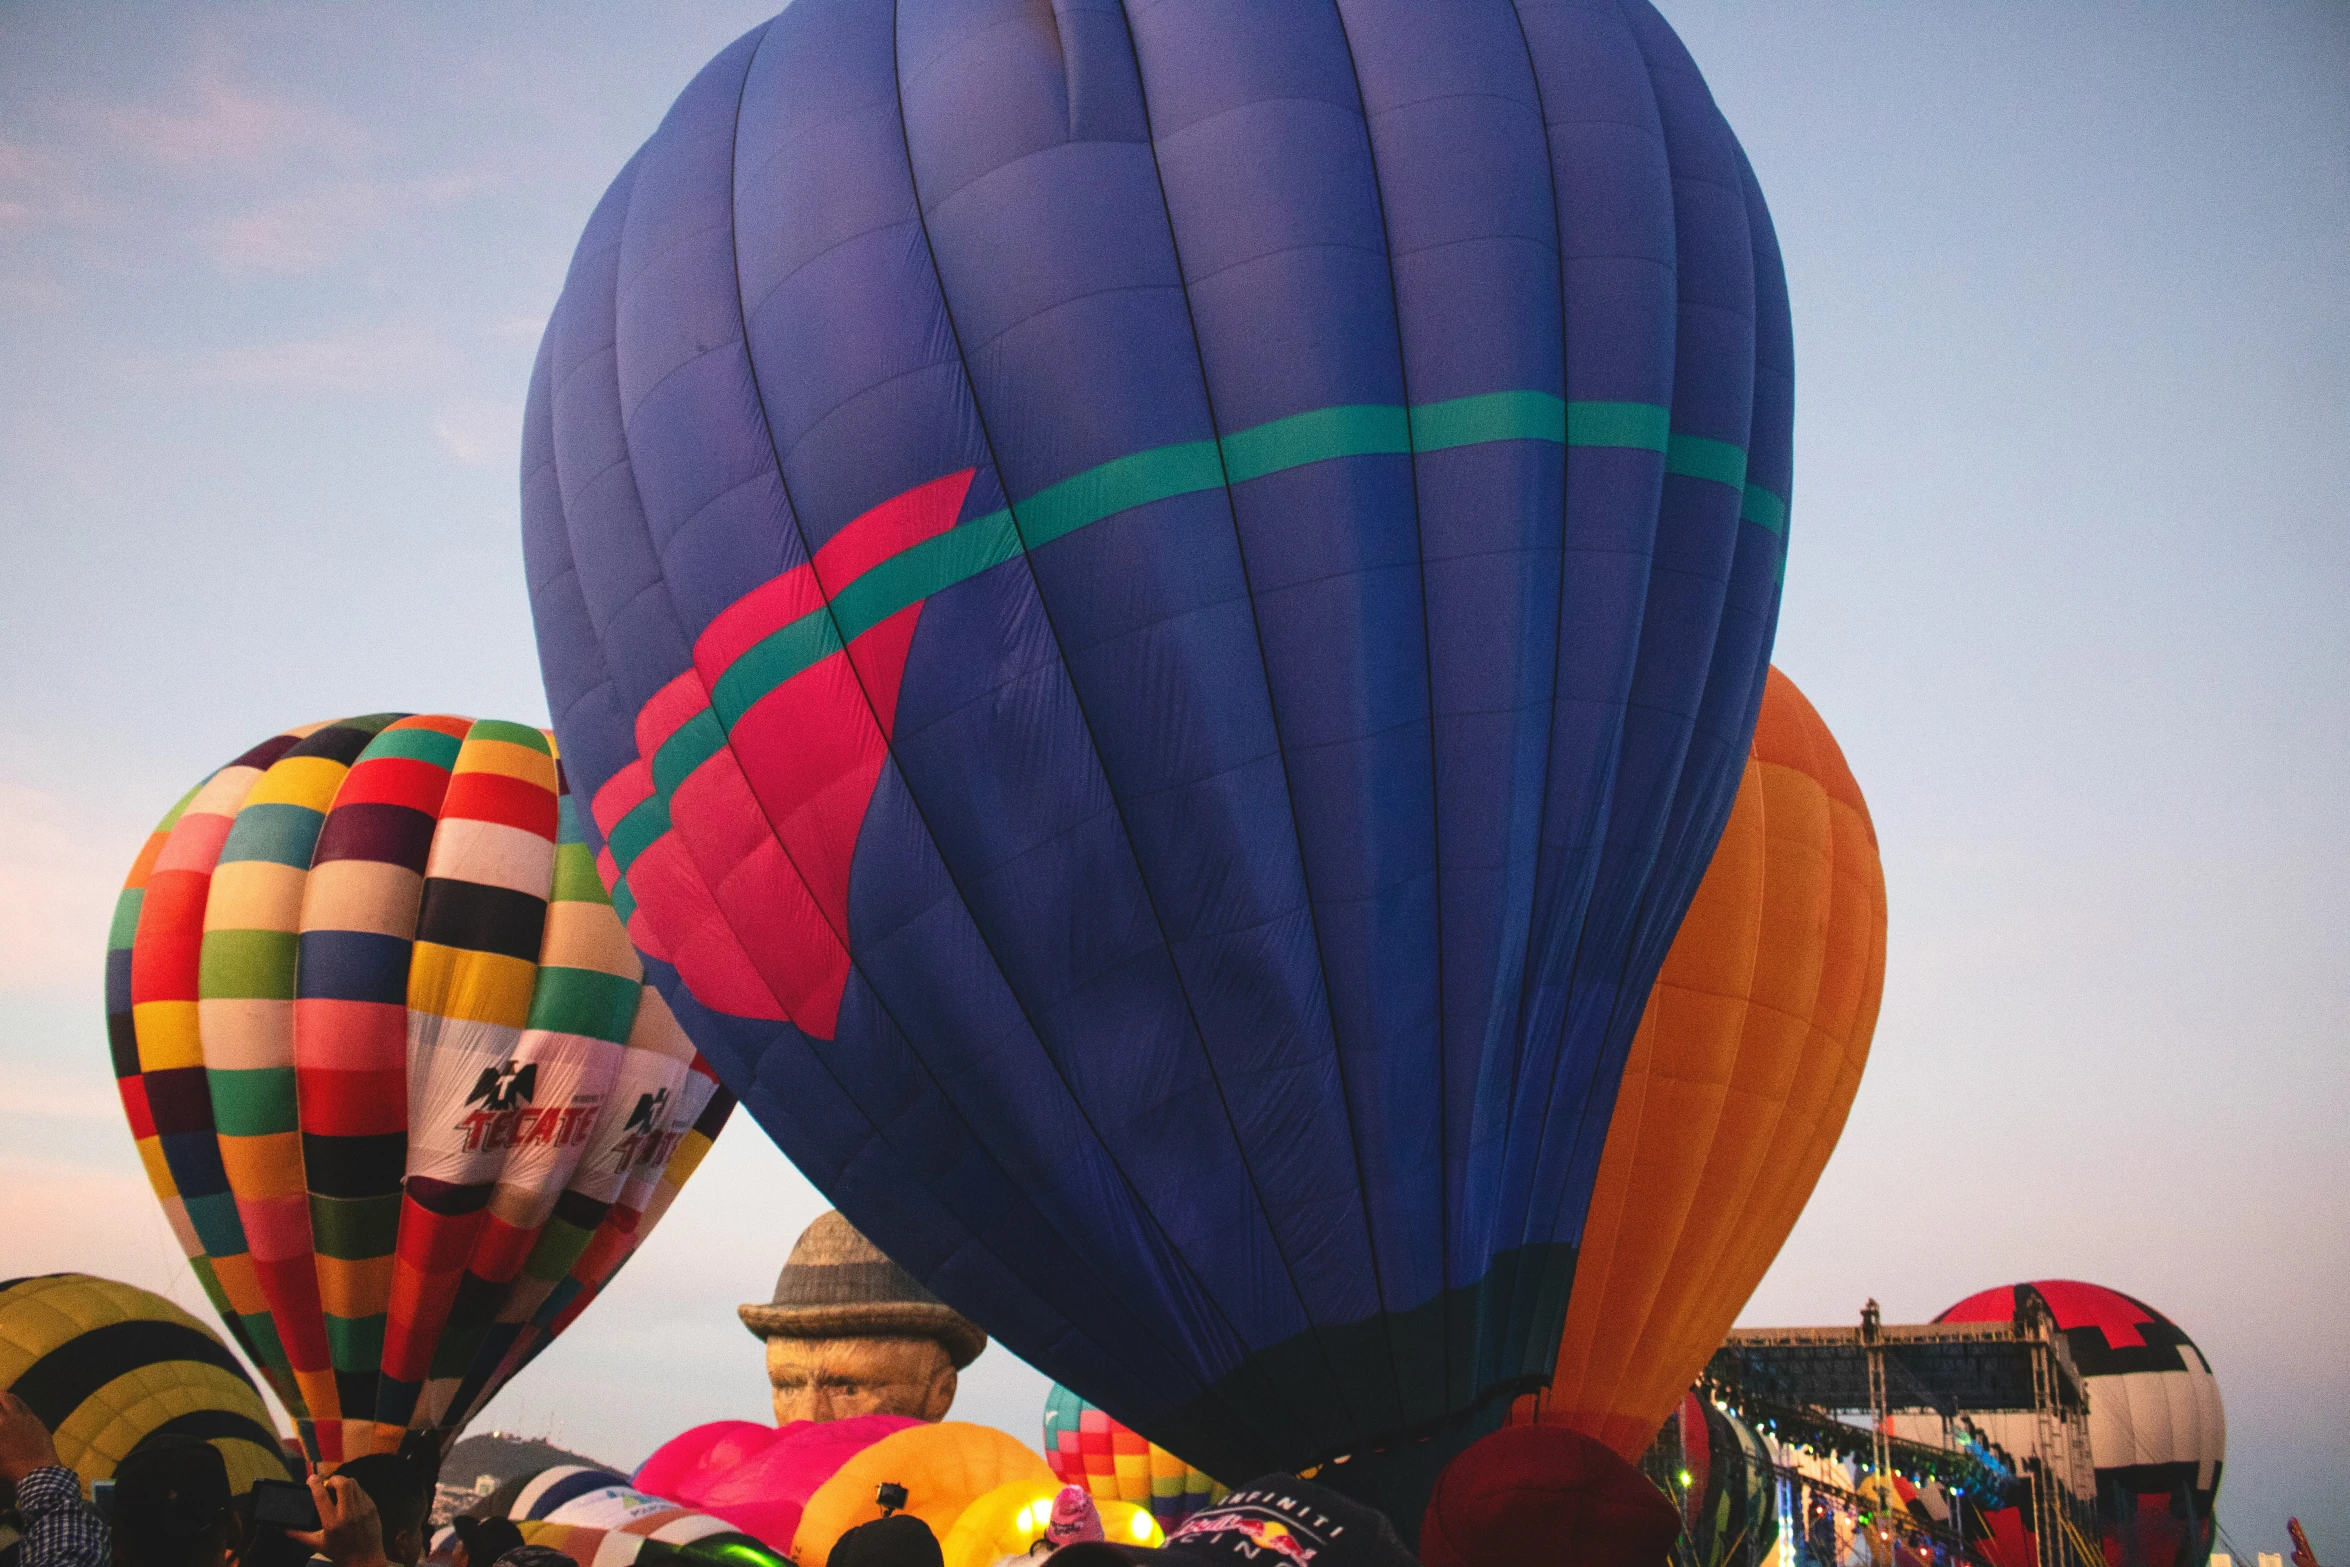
[1043,1382,1224,1530]
[106,715,734,1466]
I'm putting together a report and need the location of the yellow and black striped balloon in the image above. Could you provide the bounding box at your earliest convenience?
[0,1274,289,1495]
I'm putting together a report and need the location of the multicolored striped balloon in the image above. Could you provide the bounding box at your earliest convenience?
[106,716,733,1466]
[1042,1383,1224,1531]
[428,1468,793,1567]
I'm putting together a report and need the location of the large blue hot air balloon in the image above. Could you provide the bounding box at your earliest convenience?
[523,0,1791,1500]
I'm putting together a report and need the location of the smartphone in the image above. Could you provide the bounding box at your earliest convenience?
[91,1481,115,1521]
[250,1479,321,1533]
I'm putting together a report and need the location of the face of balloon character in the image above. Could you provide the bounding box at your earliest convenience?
[766,1336,957,1425]
[524,0,1793,1505]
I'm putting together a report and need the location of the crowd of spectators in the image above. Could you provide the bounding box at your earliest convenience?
[8,1389,1656,1567]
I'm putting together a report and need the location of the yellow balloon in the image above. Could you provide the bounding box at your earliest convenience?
[940,1482,1164,1567]
[0,1274,290,1497]
[795,1423,1054,1567]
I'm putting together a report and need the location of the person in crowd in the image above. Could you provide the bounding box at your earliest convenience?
[327,1458,429,1567]
[110,1438,241,1567]
[0,1392,107,1567]
[1043,1487,1104,1550]
[828,1514,946,1567]
[225,1491,309,1567]
[449,1515,525,1567]
[482,1548,574,1567]
[287,1472,390,1567]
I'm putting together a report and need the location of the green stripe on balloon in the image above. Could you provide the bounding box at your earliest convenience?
[607,392,1785,882]
[309,1194,399,1261]
[471,718,553,752]
[198,929,300,1000]
[361,724,465,769]
[208,1068,297,1136]
[323,1313,384,1370]
[525,966,644,1043]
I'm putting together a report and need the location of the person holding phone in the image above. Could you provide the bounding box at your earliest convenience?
[285,1473,394,1567]
[0,1391,107,1567]
[323,1458,427,1567]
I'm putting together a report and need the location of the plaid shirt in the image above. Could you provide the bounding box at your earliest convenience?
[13,1467,108,1567]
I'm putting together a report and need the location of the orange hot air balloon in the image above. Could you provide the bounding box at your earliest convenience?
[1518,667,1886,1458]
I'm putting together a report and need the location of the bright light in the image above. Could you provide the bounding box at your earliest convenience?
[1131,1514,1155,1541]
[1015,1506,1035,1534]
[1677,1470,1692,1487]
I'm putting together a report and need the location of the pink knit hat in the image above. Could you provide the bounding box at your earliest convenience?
[1045,1486,1105,1546]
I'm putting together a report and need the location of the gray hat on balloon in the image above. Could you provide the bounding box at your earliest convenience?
[740,1211,987,1425]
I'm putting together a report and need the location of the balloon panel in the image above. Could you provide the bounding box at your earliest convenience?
[526,0,1791,1485]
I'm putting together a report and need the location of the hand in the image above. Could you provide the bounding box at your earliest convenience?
[290,1474,389,1567]
[0,1392,62,1484]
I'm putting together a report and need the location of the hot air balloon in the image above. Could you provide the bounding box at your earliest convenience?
[942,1480,1165,1567]
[1043,1383,1224,1531]
[1656,1394,1777,1567]
[105,715,733,1466]
[636,1417,1052,1562]
[1937,1283,2224,1567]
[0,1274,291,1497]
[523,0,1792,1502]
[1521,668,1885,1456]
[436,1468,795,1567]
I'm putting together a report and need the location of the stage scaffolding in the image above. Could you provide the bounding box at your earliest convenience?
[1701,1300,2103,1567]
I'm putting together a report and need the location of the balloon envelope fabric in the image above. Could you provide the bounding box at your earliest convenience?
[0,1274,291,1498]
[525,0,1791,1486]
[104,716,733,1465]
[1522,668,1885,1456]
[630,1417,1052,1563]
[429,1468,794,1567]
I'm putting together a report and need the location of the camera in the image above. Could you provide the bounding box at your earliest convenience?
[874,1482,909,1517]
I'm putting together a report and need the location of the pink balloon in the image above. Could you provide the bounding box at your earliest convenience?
[633,1416,921,1549]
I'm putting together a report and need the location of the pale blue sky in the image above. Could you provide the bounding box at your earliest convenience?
[1,2,2342,1549]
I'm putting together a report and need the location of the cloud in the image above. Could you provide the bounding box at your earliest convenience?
[0,136,107,232]
[432,397,525,469]
[207,173,498,275]
[207,184,388,273]
[201,323,448,392]
[106,69,365,172]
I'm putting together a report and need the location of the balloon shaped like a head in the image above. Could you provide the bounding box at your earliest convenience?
[740,1211,987,1424]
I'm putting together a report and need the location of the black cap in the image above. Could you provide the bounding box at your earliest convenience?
[114,1437,232,1546]
[453,1516,525,1565]
[1049,1476,1417,1567]
[828,1513,945,1567]
[488,1548,577,1567]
